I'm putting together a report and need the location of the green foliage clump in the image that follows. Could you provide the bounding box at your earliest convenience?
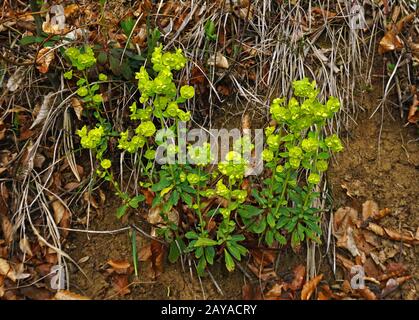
[239,77,343,249]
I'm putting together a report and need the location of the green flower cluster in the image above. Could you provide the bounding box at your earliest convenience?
[188,143,213,166]
[117,130,146,153]
[77,125,105,149]
[270,78,341,131]
[65,47,96,71]
[218,151,247,181]
[325,134,344,152]
[151,45,187,72]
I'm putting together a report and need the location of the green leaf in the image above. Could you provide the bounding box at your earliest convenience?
[274,232,287,245]
[20,35,44,46]
[121,17,135,37]
[230,234,245,242]
[197,256,206,276]
[180,192,193,207]
[194,237,218,247]
[168,189,179,206]
[265,229,274,246]
[116,204,128,218]
[281,134,294,142]
[251,218,266,234]
[168,241,180,263]
[160,185,174,197]
[185,231,198,240]
[238,205,264,219]
[109,54,121,76]
[97,51,108,64]
[151,178,172,192]
[76,78,86,86]
[224,250,235,272]
[195,246,204,259]
[251,189,267,206]
[291,230,301,248]
[128,194,145,208]
[204,20,217,41]
[297,223,305,242]
[121,62,133,80]
[318,152,330,160]
[204,246,215,265]
[304,220,322,235]
[266,212,276,228]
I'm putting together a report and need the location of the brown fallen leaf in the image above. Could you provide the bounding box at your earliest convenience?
[286,264,306,291]
[249,249,276,268]
[247,263,277,282]
[141,188,155,206]
[362,200,379,221]
[51,198,71,238]
[408,92,418,124]
[243,283,259,300]
[0,258,16,282]
[112,274,131,296]
[150,240,165,277]
[380,276,412,299]
[6,67,25,92]
[333,207,362,256]
[36,48,54,74]
[379,28,404,54]
[366,223,419,244]
[317,284,340,300]
[301,274,323,300]
[378,263,408,282]
[20,286,52,300]
[336,253,355,270]
[71,98,83,121]
[64,4,79,17]
[64,182,80,191]
[54,290,90,300]
[264,283,284,300]
[107,259,131,275]
[358,287,377,300]
[138,243,152,262]
[19,237,33,256]
[0,213,13,245]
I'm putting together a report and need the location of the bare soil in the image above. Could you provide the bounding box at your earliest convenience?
[328,71,419,299]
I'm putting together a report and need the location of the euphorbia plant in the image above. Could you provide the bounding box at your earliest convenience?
[239,78,343,249]
[69,42,343,275]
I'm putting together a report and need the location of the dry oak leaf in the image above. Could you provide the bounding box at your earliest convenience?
[286,264,306,291]
[36,48,54,74]
[366,223,419,244]
[408,92,418,124]
[0,213,13,245]
[301,274,323,300]
[71,98,83,121]
[112,274,131,296]
[264,283,285,300]
[0,258,17,282]
[362,200,379,221]
[358,287,377,300]
[378,28,403,54]
[107,259,131,275]
[150,240,166,277]
[54,290,90,300]
[333,207,361,255]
